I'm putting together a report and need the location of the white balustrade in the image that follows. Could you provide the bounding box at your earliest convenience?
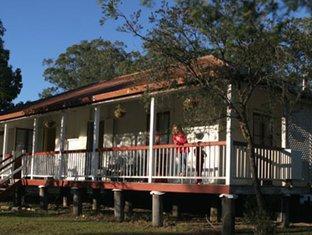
[233,142,292,181]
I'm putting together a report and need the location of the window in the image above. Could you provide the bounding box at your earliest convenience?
[253,113,273,147]
[147,111,170,144]
[15,128,33,153]
[43,126,56,151]
[86,121,104,150]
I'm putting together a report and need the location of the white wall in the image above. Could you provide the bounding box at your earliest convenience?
[4,118,34,154]
[230,86,283,146]
[1,94,224,154]
[288,103,312,181]
[65,107,91,150]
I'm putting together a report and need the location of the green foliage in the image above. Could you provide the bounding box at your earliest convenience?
[98,0,311,216]
[243,196,275,234]
[98,0,312,132]
[0,20,22,112]
[41,39,144,98]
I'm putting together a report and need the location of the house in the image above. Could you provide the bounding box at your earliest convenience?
[0,55,311,230]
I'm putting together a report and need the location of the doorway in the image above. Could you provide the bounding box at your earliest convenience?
[14,128,33,179]
[86,121,104,175]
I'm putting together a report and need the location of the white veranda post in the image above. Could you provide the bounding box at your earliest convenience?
[225,84,234,185]
[92,106,100,179]
[1,123,9,179]
[281,103,289,149]
[148,97,156,183]
[281,117,287,148]
[59,112,66,178]
[30,117,38,179]
[2,123,8,159]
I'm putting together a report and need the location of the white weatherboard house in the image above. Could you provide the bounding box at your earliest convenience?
[0,56,311,201]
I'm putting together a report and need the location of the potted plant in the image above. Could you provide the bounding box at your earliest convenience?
[114,105,126,119]
[44,120,56,128]
[183,97,199,110]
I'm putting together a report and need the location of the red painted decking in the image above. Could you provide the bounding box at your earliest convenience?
[21,179,230,194]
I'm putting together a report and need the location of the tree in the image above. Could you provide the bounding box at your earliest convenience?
[41,39,144,98]
[99,0,311,229]
[0,20,22,112]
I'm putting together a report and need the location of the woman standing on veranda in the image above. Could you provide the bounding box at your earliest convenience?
[172,124,189,176]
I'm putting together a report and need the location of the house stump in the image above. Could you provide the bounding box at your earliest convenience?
[220,194,237,235]
[113,189,124,222]
[92,188,100,212]
[38,185,48,210]
[72,187,82,216]
[60,187,69,208]
[172,203,180,218]
[150,191,165,227]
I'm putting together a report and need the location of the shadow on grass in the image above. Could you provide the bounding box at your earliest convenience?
[0,209,69,218]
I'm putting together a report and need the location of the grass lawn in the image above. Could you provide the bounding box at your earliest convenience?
[0,207,311,234]
[0,209,214,235]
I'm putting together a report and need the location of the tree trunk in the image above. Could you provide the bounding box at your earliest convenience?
[246,140,266,212]
[240,122,266,213]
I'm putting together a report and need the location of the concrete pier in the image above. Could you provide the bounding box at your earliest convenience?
[92,188,100,212]
[72,187,82,216]
[60,187,69,208]
[172,204,180,218]
[150,191,165,227]
[38,185,48,210]
[220,194,237,235]
[113,189,124,222]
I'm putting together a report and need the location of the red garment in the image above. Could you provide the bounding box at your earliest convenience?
[172,132,189,153]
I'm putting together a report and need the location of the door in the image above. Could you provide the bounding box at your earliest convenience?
[86,121,104,175]
[156,111,171,144]
[15,128,33,153]
[14,128,33,179]
[253,113,273,147]
[147,111,171,144]
[43,126,56,151]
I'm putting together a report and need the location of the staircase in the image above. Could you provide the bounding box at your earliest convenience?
[0,153,25,199]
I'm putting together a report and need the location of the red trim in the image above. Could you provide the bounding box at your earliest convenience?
[0,55,222,122]
[63,149,89,154]
[99,146,148,151]
[30,151,59,156]
[233,141,284,151]
[27,141,226,156]
[21,179,230,194]
[30,149,89,156]
[98,141,226,152]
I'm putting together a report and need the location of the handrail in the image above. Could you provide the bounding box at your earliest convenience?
[0,154,13,165]
[27,141,227,156]
[233,141,285,151]
[30,149,89,156]
[0,166,23,185]
[0,153,25,173]
[98,140,226,152]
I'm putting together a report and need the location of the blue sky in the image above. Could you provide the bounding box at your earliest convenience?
[0,0,146,103]
[0,1,308,103]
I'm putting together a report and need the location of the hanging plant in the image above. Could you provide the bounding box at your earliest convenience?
[114,105,126,119]
[183,97,199,110]
[44,120,56,128]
